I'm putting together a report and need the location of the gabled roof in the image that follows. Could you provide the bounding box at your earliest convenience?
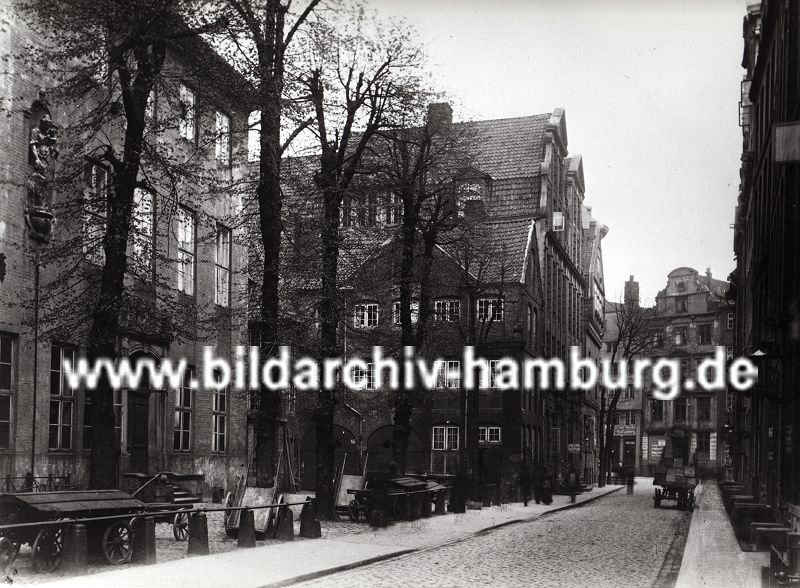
[441,217,535,284]
[454,114,551,179]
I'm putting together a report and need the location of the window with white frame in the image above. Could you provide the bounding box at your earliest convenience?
[215,224,231,307]
[177,207,195,296]
[0,334,13,449]
[393,301,419,325]
[132,188,153,272]
[351,364,375,390]
[615,411,637,426]
[478,426,501,443]
[215,111,231,164]
[727,312,734,330]
[477,298,504,322]
[179,84,196,140]
[114,389,124,445]
[247,111,260,162]
[552,211,565,231]
[434,299,460,322]
[488,360,501,388]
[83,164,107,265]
[49,345,75,450]
[173,368,193,451]
[436,360,461,389]
[353,303,378,328]
[285,389,297,414]
[432,425,459,451]
[212,386,226,453]
[385,193,402,224]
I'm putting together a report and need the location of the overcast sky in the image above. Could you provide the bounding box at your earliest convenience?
[369,0,744,303]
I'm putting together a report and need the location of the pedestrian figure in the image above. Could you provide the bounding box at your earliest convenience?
[567,465,579,504]
[532,463,544,505]
[519,465,532,506]
[626,466,635,495]
[542,466,553,505]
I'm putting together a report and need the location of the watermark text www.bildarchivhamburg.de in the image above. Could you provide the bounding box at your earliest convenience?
[63,346,758,400]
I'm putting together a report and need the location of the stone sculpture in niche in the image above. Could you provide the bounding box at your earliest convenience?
[25,92,58,240]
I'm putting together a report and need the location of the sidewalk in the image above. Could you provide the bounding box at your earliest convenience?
[39,484,622,588]
[675,480,767,588]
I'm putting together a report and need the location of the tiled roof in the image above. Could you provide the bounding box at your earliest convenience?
[454,114,551,179]
[440,217,534,284]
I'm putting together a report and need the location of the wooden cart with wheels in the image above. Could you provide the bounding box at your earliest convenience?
[0,489,146,573]
[653,459,697,511]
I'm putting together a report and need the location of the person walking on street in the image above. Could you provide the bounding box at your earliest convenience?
[519,464,532,506]
[532,463,544,504]
[626,466,635,495]
[567,465,579,504]
[542,466,553,505]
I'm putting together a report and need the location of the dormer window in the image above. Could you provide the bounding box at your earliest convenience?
[552,212,565,232]
[455,176,489,218]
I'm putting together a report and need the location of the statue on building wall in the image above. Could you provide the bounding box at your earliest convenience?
[28,112,59,207]
[25,97,58,241]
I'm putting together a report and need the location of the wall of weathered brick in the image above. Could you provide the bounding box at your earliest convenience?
[0,5,251,492]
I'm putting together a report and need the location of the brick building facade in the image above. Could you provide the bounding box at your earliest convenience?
[277,106,607,498]
[0,5,250,493]
[732,0,800,520]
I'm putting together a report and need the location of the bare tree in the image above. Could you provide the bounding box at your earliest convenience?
[207,0,321,488]
[598,297,660,486]
[298,8,425,516]
[359,102,474,474]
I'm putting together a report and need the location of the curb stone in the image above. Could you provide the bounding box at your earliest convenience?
[258,485,623,587]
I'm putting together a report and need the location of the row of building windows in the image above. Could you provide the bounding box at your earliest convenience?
[159,84,233,167]
[649,397,712,422]
[353,298,503,328]
[82,165,233,307]
[0,337,228,453]
[431,424,502,451]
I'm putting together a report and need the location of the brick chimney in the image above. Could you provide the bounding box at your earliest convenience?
[624,275,639,307]
[427,102,452,135]
[706,267,712,281]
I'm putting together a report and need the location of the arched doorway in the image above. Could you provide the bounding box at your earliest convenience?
[300,423,358,490]
[366,425,427,475]
[127,351,162,474]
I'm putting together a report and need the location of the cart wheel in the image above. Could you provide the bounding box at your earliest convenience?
[348,500,361,522]
[32,526,64,573]
[0,536,19,575]
[173,510,190,541]
[102,521,132,565]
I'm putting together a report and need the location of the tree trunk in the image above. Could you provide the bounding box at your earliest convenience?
[315,151,339,519]
[87,158,141,489]
[253,82,283,488]
[392,194,417,474]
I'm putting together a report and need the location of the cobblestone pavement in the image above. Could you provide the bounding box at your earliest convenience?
[295,481,692,588]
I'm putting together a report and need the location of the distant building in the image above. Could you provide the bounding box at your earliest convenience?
[641,267,733,477]
[601,277,646,477]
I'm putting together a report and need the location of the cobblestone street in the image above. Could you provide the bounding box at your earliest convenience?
[295,481,692,588]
